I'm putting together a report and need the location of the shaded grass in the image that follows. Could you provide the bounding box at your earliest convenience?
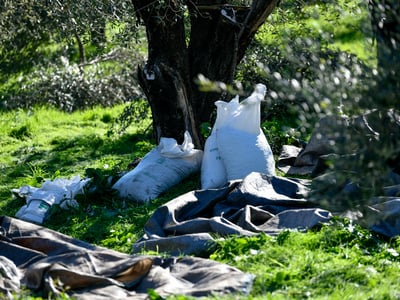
[44,172,201,253]
[0,104,153,217]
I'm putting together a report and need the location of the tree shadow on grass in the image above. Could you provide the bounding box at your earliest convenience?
[43,173,201,253]
[1,131,154,216]
[2,131,201,252]
[15,131,154,175]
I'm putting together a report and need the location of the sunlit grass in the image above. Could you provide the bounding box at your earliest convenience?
[210,219,400,299]
[258,0,375,67]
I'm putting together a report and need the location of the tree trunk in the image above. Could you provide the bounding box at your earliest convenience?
[132,0,279,148]
[75,32,86,64]
[369,0,400,70]
[368,0,400,106]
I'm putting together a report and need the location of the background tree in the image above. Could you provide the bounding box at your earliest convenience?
[131,0,280,147]
[0,0,136,68]
[0,0,141,111]
[368,0,399,107]
[308,0,400,213]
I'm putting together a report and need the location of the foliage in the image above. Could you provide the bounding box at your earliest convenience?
[0,0,137,58]
[0,0,144,111]
[237,0,374,132]
[237,0,400,214]
[108,98,151,136]
[1,52,144,111]
[0,1,51,61]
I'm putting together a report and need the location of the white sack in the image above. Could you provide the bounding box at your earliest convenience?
[200,97,239,189]
[112,131,203,203]
[220,83,265,134]
[218,127,276,181]
[216,84,276,182]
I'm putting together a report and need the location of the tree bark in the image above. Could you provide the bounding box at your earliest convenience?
[368,0,400,106]
[369,0,400,70]
[188,0,279,138]
[132,0,279,148]
[75,32,86,64]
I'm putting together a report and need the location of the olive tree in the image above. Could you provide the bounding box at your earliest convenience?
[308,0,400,212]
[130,0,280,147]
[0,0,135,65]
[0,0,140,110]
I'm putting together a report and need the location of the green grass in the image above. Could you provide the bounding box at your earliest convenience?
[258,0,376,67]
[211,219,400,299]
[0,104,154,217]
[1,105,400,299]
[0,104,203,256]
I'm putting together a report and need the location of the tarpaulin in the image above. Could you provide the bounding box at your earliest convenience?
[0,216,254,299]
[133,172,332,256]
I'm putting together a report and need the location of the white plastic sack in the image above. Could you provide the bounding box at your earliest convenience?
[112,131,203,203]
[218,84,275,181]
[219,83,265,135]
[201,97,239,189]
[218,127,276,181]
[201,84,275,187]
[14,175,90,224]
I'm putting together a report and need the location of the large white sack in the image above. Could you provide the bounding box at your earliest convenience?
[217,127,276,181]
[112,131,203,203]
[221,83,265,134]
[200,97,239,189]
[216,83,276,181]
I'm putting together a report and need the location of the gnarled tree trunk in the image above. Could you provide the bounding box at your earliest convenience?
[132,0,279,148]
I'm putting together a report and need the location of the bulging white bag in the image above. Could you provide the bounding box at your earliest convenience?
[218,127,276,181]
[201,84,275,187]
[112,131,203,203]
[218,84,275,181]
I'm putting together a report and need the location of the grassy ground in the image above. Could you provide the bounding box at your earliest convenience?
[0,105,159,252]
[1,105,400,299]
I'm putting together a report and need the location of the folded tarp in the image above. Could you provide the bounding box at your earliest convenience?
[133,172,333,256]
[0,216,254,299]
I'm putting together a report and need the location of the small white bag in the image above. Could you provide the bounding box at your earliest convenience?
[14,175,90,224]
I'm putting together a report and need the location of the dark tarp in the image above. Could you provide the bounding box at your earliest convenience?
[132,171,400,259]
[0,216,254,299]
[133,172,333,256]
